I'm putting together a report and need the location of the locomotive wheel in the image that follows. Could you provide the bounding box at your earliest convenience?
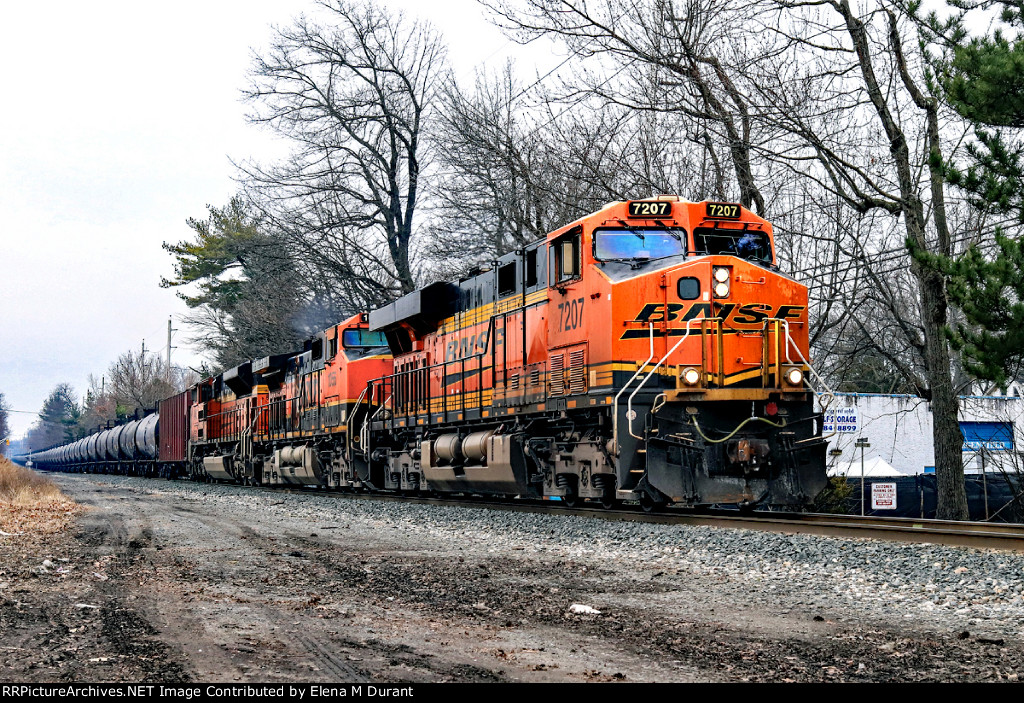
[563,492,580,508]
[600,493,619,510]
[639,493,665,513]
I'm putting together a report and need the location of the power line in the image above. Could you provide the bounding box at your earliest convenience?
[783,230,1005,287]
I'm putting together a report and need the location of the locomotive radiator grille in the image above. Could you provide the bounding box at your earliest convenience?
[550,353,565,396]
[569,349,587,395]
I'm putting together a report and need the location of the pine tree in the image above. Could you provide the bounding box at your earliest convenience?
[31,384,80,449]
[929,1,1024,386]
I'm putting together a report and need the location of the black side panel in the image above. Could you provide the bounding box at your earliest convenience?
[368,282,461,334]
[224,362,254,395]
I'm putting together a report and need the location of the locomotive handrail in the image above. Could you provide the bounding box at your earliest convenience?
[243,403,268,436]
[611,323,655,454]
[203,406,244,442]
[260,395,301,439]
[626,321,704,441]
[377,349,491,423]
[345,385,369,464]
[762,318,783,388]
[360,392,393,468]
[780,320,837,413]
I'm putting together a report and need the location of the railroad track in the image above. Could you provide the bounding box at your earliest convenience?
[259,483,1024,553]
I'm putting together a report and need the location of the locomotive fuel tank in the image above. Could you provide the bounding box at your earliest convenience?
[268,446,323,485]
[421,432,529,494]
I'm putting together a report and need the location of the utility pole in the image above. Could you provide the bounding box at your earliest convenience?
[855,437,871,516]
[167,316,177,372]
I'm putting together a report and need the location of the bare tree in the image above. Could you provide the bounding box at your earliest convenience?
[0,393,10,455]
[482,0,772,214]
[77,374,117,433]
[429,60,731,275]
[241,0,448,308]
[429,64,561,271]
[107,348,179,416]
[746,0,971,518]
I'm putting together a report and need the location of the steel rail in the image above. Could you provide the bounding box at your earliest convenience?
[252,484,1024,552]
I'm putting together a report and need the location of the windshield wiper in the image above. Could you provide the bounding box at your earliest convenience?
[646,253,686,262]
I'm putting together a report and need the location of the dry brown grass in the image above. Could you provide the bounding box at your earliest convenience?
[0,457,80,534]
[0,457,66,504]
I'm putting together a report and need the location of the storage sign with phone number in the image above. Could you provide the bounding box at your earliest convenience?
[823,407,859,433]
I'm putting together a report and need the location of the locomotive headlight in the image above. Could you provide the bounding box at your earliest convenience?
[682,367,701,386]
[712,267,730,298]
[785,367,804,386]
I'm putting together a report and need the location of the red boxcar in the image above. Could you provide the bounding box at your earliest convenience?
[158,390,192,463]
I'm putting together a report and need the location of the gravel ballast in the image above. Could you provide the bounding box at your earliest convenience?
[9,472,1022,682]
[94,474,1024,640]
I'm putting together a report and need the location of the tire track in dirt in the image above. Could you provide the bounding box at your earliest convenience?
[75,496,193,681]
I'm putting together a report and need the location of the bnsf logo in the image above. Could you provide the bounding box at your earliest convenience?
[633,302,805,325]
[445,329,497,361]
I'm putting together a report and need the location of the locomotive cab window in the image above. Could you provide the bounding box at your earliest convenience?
[498,261,517,296]
[677,277,701,300]
[594,227,685,262]
[693,227,772,265]
[342,329,388,348]
[551,229,582,285]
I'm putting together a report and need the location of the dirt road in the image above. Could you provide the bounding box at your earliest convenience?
[1,474,1021,682]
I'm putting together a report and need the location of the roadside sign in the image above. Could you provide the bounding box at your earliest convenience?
[823,407,859,433]
[960,421,1014,451]
[871,482,897,510]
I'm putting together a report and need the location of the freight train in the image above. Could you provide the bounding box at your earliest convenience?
[22,197,829,510]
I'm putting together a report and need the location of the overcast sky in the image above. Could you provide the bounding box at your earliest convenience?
[0,0,555,438]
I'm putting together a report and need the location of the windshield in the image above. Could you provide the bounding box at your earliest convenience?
[593,228,684,262]
[342,329,388,348]
[693,227,772,264]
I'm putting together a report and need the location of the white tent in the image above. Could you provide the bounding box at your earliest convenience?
[827,456,906,478]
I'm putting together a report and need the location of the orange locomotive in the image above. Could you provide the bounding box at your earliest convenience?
[184,313,392,486]
[363,197,828,509]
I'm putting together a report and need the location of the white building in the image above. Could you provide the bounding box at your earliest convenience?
[820,386,1024,477]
